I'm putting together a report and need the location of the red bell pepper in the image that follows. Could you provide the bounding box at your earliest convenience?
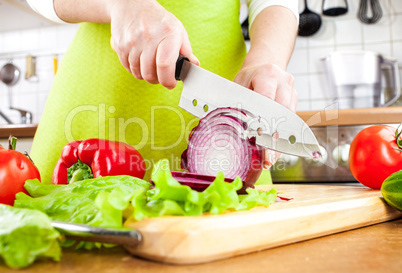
[53,139,146,184]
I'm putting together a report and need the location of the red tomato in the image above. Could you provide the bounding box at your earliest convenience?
[0,145,41,205]
[349,125,402,189]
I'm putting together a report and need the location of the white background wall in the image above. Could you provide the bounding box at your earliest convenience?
[0,24,79,124]
[289,0,402,111]
[0,0,401,125]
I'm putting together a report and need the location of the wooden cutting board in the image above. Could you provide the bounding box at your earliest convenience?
[124,184,402,264]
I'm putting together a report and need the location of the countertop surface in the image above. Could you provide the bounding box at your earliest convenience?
[1,204,401,272]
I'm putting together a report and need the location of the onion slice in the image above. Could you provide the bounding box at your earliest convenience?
[180,108,264,193]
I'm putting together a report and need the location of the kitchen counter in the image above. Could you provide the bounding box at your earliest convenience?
[297,106,402,127]
[1,215,401,272]
[0,123,38,138]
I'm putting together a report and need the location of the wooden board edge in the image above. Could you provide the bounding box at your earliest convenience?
[124,196,402,264]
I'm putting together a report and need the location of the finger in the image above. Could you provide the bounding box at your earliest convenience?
[251,74,278,101]
[274,85,293,110]
[274,74,296,111]
[111,36,131,73]
[140,48,158,84]
[128,48,143,80]
[156,36,181,89]
[290,88,298,112]
[180,32,199,66]
[264,149,281,168]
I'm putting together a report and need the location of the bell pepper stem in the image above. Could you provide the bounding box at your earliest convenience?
[67,160,93,184]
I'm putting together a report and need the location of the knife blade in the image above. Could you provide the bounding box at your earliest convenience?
[175,58,320,158]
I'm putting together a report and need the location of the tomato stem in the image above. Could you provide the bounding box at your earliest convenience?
[8,135,17,150]
[396,123,402,149]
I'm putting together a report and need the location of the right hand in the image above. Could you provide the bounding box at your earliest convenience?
[109,0,199,89]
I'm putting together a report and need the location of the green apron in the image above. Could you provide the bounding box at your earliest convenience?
[31,0,272,185]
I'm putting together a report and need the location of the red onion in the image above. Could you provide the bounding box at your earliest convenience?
[179,108,264,193]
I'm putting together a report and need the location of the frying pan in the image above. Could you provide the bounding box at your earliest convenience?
[0,63,20,86]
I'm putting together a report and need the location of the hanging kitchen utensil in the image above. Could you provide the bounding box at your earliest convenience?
[298,0,322,37]
[241,16,250,41]
[53,54,58,75]
[358,0,382,24]
[322,0,348,16]
[25,55,38,82]
[0,62,33,124]
[0,63,20,86]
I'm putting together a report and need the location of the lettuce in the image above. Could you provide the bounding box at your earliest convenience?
[16,160,277,225]
[15,175,151,228]
[0,204,61,269]
[129,159,277,220]
[14,160,276,248]
[4,159,276,268]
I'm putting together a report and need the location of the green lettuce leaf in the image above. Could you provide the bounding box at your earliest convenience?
[129,159,277,220]
[13,160,277,252]
[15,175,151,228]
[0,204,61,269]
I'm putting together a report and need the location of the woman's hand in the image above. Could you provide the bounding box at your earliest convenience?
[235,5,298,169]
[234,63,297,112]
[234,63,297,169]
[109,0,199,89]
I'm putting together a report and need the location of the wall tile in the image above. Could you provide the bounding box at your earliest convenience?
[391,13,402,40]
[390,0,402,14]
[308,45,335,73]
[335,19,363,45]
[308,18,336,47]
[293,75,310,100]
[19,28,39,52]
[39,27,58,50]
[392,41,402,65]
[335,44,364,51]
[311,99,334,110]
[364,42,392,57]
[362,15,392,44]
[294,36,308,48]
[310,72,332,100]
[0,33,4,52]
[287,48,309,74]
[2,31,22,52]
[296,100,311,112]
[56,25,79,48]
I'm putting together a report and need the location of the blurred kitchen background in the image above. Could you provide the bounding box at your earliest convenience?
[0,0,401,125]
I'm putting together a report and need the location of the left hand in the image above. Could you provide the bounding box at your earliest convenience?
[234,63,298,168]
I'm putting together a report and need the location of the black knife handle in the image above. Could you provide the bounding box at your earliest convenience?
[175,56,189,81]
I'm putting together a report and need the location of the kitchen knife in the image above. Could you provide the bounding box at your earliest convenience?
[51,221,141,246]
[175,58,320,158]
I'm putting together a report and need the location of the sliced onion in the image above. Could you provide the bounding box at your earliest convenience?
[180,108,264,192]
